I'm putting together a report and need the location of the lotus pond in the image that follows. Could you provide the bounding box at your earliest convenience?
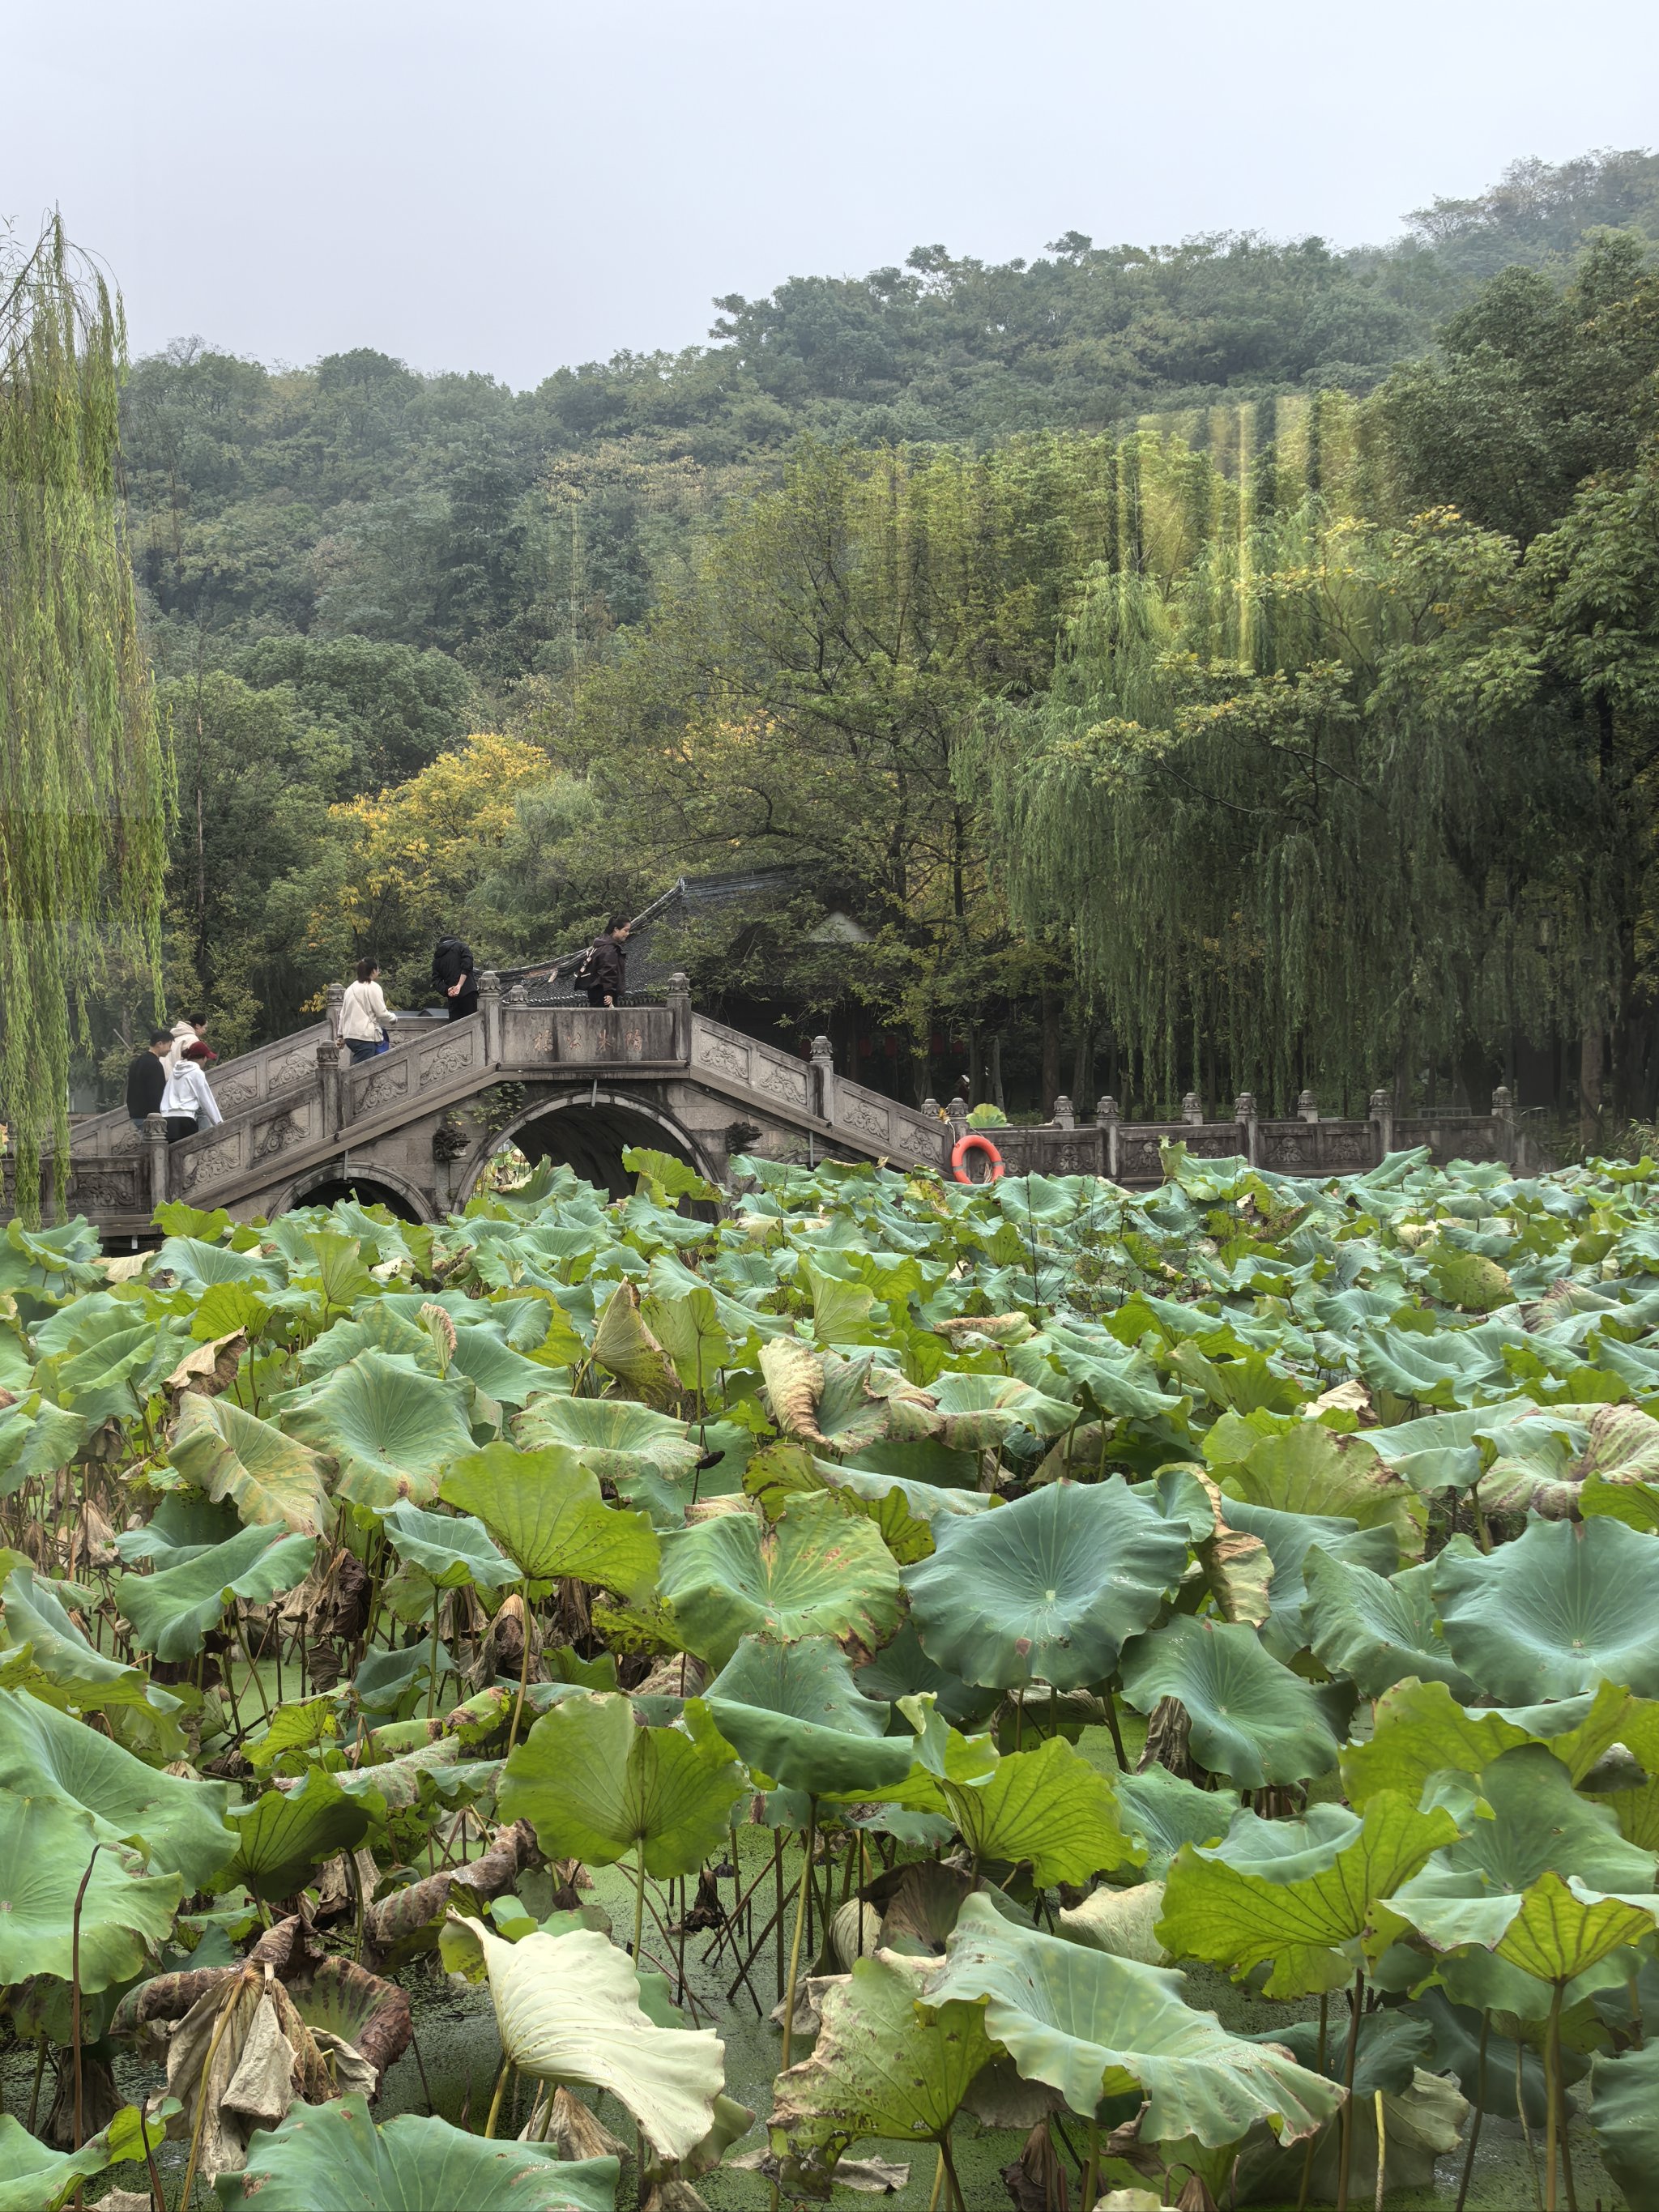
[5,1140,1659,2210]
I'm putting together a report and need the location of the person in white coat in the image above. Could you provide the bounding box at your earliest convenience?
[339,957,397,1064]
[160,1042,223,1144]
[164,1012,207,1073]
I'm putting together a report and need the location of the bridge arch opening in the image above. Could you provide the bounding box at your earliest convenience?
[274,1165,434,1224]
[458,1092,719,1206]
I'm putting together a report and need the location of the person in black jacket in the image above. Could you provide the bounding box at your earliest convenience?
[126,1029,173,1132]
[432,936,478,1021]
[582,918,630,1008]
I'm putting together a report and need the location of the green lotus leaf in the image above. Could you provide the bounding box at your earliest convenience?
[1119,1616,1346,1788]
[656,1494,901,1669]
[281,1349,477,1509]
[514,1394,703,1483]
[927,1891,1341,2145]
[0,1397,86,1502]
[1341,1677,1533,1809]
[443,1915,724,2163]
[905,1477,1188,1693]
[624,1144,717,1205]
[0,1565,179,1724]
[639,1282,734,1394]
[382,1500,517,1589]
[1354,1399,1538,1494]
[591,1281,680,1404]
[154,1233,285,1292]
[441,1443,659,1592]
[1388,1745,1657,1955]
[113,1522,317,1664]
[212,2092,616,2212]
[0,2103,170,2212]
[704,1634,915,1797]
[768,1950,996,2189]
[935,1733,1141,1887]
[38,1312,192,1424]
[1432,1513,1659,1701]
[1580,1474,1659,1531]
[1113,1767,1240,1880]
[1303,1543,1479,1698]
[0,1792,181,1990]
[168,1390,334,1538]
[1057,1880,1171,1967]
[498,1690,744,1877]
[1488,1401,1659,1519]
[1158,1794,1457,1997]
[1494,1871,1658,1984]
[1423,1242,1512,1312]
[1215,1494,1396,1663]
[1589,2037,1659,2212]
[1214,1418,1424,1554]
[927,1370,1076,1450]
[223,1765,374,1900]
[0,1686,232,1886]
[855,1618,1001,1731]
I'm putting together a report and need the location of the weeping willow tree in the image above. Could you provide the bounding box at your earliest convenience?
[968,411,1602,1115]
[0,219,168,1220]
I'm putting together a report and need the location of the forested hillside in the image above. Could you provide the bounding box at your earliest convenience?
[116,149,1659,1140]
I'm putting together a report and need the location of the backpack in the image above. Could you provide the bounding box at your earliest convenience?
[571,940,603,991]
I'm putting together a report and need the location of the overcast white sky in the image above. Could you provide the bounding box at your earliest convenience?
[6,0,1656,390]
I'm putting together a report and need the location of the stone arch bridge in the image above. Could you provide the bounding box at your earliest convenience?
[28,974,1529,1243]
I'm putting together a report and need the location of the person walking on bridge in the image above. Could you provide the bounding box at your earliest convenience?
[339,957,396,1063]
[126,1029,173,1133]
[432,935,478,1021]
[160,1041,223,1144]
[578,918,630,1009]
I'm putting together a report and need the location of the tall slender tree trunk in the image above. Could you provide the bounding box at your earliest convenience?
[1040,988,1061,1115]
[1580,1023,1605,1148]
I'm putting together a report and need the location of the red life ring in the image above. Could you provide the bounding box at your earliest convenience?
[951,1132,1004,1183]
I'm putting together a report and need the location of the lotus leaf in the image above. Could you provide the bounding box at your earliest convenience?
[933,1733,1141,1887]
[1158,1793,1457,1997]
[514,1393,703,1483]
[1212,1417,1424,1553]
[1432,1512,1659,1699]
[1120,1616,1347,1788]
[0,2104,169,2212]
[445,1915,725,2162]
[0,1792,181,1989]
[114,1521,315,1663]
[1114,1767,1240,1878]
[1214,1494,1396,1662]
[705,1634,915,1797]
[1303,1542,1479,1698]
[280,1349,477,1509]
[441,1443,659,1592]
[0,1564,178,1722]
[1589,2037,1659,2212]
[225,1766,374,1899]
[168,1390,334,1537]
[382,1500,516,1588]
[212,2092,616,2211]
[0,1686,232,1885]
[927,1892,1341,2145]
[591,1281,680,1404]
[926,1370,1076,1450]
[656,1494,901,1668]
[906,1477,1187,1693]
[768,1951,996,2188]
[498,1690,744,1877]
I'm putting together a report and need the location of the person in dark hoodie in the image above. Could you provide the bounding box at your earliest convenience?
[431,936,478,1021]
[126,1029,174,1132]
[579,918,630,1008]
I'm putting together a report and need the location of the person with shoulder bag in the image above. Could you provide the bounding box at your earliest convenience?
[576,917,631,1008]
[160,1041,223,1144]
[339,957,396,1063]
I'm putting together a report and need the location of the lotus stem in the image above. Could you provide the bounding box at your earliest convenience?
[779,1804,817,2073]
[1295,1990,1329,2212]
[1544,1979,1563,2212]
[1081,2111,1100,2210]
[633,1840,647,1966]
[70,1843,99,2197]
[1334,1965,1365,2212]
[482,2053,511,2138]
[427,1582,441,1720]
[1516,2039,1543,2211]
[178,1993,241,2210]
[1373,2087,1386,2212]
[925,2147,947,2212]
[1452,2008,1489,2212]
[506,1576,532,1755]
[773,1830,786,2001]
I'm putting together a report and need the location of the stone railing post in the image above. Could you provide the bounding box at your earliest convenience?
[1234,1093,1258,1167]
[1051,1093,1076,1129]
[1369,1085,1393,1164]
[1492,1084,1515,1164]
[142,1113,170,1211]
[1094,1093,1120,1182]
[478,970,501,1064]
[325,980,345,1044]
[667,973,692,1063]
[810,1035,836,1123]
[1180,1091,1204,1126]
[318,1042,343,1134]
[1297,1089,1320,1123]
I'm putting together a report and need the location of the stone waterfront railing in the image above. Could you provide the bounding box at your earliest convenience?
[936,1085,1533,1184]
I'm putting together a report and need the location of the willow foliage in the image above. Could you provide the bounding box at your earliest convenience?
[970,421,1602,1114]
[0,219,168,1217]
